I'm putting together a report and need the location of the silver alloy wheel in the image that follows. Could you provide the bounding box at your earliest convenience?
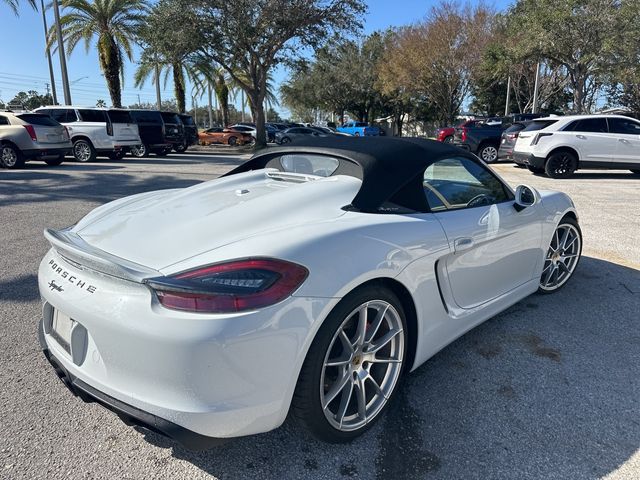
[74,141,91,162]
[481,146,498,162]
[1,146,17,167]
[320,300,404,432]
[130,144,146,157]
[539,223,581,291]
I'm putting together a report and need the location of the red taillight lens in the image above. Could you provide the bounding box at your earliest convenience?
[507,133,518,140]
[146,258,308,313]
[23,125,37,141]
[461,127,467,142]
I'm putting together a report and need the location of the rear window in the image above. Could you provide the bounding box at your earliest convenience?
[522,120,558,132]
[179,115,195,126]
[107,110,133,124]
[45,109,77,123]
[78,109,106,123]
[503,123,526,134]
[0,115,11,125]
[280,154,340,177]
[161,112,180,124]
[130,110,162,123]
[16,114,60,126]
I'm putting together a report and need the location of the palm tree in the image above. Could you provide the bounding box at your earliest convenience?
[134,53,189,113]
[4,0,36,16]
[48,0,147,108]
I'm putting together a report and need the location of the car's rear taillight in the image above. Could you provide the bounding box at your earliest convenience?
[531,132,553,145]
[145,258,308,314]
[507,133,518,140]
[461,127,467,142]
[23,125,37,141]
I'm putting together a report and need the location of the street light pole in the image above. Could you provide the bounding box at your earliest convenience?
[504,76,511,116]
[532,61,541,114]
[40,0,58,105]
[52,0,71,105]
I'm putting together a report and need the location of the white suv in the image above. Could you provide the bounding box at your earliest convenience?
[34,106,141,162]
[513,114,640,178]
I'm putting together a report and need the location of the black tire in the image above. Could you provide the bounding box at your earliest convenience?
[44,155,65,166]
[478,143,499,163]
[130,144,149,158]
[280,137,291,144]
[108,151,125,160]
[292,285,408,443]
[443,135,453,143]
[538,216,582,294]
[72,139,96,163]
[155,147,170,157]
[527,165,545,174]
[174,142,187,153]
[228,136,238,146]
[354,132,360,137]
[630,169,640,175]
[545,150,577,178]
[1,144,25,169]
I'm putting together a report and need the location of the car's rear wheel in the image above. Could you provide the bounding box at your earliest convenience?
[479,144,498,163]
[1,144,24,169]
[174,141,187,153]
[538,217,582,294]
[293,286,407,442]
[228,136,237,146]
[545,151,577,178]
[527,165,545,174]
[72,139,96,163]
[44,155,65,166]
[130,144,148,158]
[280,137,291,144]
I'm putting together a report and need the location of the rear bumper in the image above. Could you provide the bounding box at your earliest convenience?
[498,146,513,160]
[22,147,71,159]
[513,151,546,168]
[38,319,224,450]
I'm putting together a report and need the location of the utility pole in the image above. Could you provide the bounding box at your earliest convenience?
[40,0,58,105]
[504,76,511,116]
[52,0,71,105]
[532,61,541,114]
[241,90,245,122]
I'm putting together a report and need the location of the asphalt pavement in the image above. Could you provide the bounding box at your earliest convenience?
[0,152,638,480]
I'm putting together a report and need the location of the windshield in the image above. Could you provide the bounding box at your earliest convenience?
[161,112,180,124]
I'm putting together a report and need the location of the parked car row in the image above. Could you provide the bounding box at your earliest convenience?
[0,106,198,168]
[440,113,640,178]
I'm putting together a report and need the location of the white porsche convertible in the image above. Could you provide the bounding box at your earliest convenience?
[38,137,581,449]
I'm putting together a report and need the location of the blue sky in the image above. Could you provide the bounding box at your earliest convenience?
[0,0,511,116]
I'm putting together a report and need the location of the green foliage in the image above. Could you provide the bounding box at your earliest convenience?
[3,0,36,16]
[8,90,53,110]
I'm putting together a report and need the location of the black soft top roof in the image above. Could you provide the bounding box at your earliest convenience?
[225,136,478,213]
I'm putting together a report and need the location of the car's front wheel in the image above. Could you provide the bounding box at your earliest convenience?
[538,216,582,294]
[227,136,238,146]
[130,144,148,158]
[293,286,407,442]
[479,144,498,163]
[1,144,25,169]
[72,139,96,162]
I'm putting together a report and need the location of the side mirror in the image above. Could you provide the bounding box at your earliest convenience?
[514,184,540,211]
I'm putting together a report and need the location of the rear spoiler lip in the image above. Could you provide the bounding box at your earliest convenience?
[44,228,160,283]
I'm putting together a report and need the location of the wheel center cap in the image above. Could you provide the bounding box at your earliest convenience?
[352,355,362,367]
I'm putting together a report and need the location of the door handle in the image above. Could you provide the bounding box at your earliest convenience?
[576,134,587,140]
[454,237,474,253]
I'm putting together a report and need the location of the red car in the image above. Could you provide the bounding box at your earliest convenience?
[436,119,482,143]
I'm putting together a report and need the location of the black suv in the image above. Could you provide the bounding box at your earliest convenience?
[129,110,173,157]
[176,114,197,152]
[160,112,185,153]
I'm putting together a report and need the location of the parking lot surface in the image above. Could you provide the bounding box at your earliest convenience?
[1,153,638,480]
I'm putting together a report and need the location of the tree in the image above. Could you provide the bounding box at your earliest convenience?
[147,0,365,146]
[3,0,36,16]
[8,90,53,110]
[507,0,639,113]
[96,99,107,107]
[134,52,190,113]
[380,2,495,126]
[49,0,148,108]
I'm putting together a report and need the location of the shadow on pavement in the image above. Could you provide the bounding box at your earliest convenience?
[136,256,639,480]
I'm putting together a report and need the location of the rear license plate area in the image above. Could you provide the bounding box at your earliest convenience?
[51,309,75,354]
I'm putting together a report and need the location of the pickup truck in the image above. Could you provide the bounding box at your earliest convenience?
[453,123,504,163]
[337,121,380,136]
